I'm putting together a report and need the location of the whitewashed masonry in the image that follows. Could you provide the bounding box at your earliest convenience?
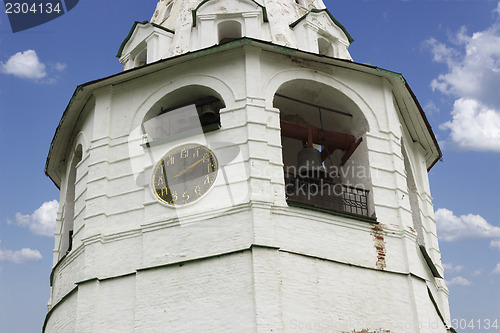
[44,0,451,332]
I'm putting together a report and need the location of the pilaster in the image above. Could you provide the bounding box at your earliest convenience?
[84,86,113,240]
[198,15,217,48]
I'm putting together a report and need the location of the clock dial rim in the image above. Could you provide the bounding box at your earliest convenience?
[151,143,218,206]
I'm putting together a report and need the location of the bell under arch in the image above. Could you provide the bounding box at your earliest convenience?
[273,79,374,218]
[274,79,369,134]
[141,85,225,146]
[143,85,225,123]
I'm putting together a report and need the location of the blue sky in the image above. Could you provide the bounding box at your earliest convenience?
[0,1,499,332]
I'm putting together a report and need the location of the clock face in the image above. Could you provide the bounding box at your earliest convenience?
[152,144,218,206]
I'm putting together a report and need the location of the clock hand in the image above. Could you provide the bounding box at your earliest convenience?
[174,157,205,178]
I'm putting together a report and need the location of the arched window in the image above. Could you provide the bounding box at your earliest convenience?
[402,145,425,245]
[142,86,225,147]
[274,80,375,220]
[164,1,173,18]
[318,37,333,57]
[134,48,147,67]
[218,20,242,45]
[152,0,174,24]
[61,144,82,255]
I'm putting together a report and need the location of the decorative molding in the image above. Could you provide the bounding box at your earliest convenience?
[192,0,268,27]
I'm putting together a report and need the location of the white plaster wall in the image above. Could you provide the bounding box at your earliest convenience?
[122,0,352,70]
[47,248,447,333]
[46,45,449,332]
[400,128,450,322]
[53,100,94,265]
[51,251,84,306]
[278,251,446,333]
[136,252,256,332]
[93,276,136,332]
[44,291,77,333]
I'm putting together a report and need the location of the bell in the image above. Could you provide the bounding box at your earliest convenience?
[199,104,218,125]
[297,147,325,177]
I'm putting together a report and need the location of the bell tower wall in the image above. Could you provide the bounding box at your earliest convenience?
[45,43,449,332]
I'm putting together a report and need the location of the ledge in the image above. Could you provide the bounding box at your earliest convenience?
[286,199,377,224]
[49,253,68,286]
[419,245,443,279]
[44,243,436,333]
[42,286,78,333]
[427,286,448,329]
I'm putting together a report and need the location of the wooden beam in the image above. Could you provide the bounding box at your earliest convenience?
[340,137,363,166]
[280,120,355,151]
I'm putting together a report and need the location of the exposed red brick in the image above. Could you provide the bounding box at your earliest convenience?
[371,224,387,270]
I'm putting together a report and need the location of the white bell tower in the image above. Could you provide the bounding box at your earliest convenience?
[44,1,452,332]
[117,0,353,70]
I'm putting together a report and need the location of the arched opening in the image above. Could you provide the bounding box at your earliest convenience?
[218,20,242,45]
[318,37,333,57]
[273,80,375,219]
[134,48,147,67]
[402,144,425,245]
[142,85,225,147]
[153,0,173,23]
[60,144,82,256]
[164,1,173,18]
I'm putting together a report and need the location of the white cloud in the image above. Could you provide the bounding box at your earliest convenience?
[446,276,472,286]
[0,50,47,80]
[491,263,500,275]
[53,62,67,71]
[490,239,500,249]
[8,200,59,237]
[472,270,483,277]
[423,100,440,115]
[425,37,460,67]
[0,50,66,82]
[435,208,500,242]
[426,6,500,152]
[439,98,500,152]
[442,262,464,273]
[0,241,42,264]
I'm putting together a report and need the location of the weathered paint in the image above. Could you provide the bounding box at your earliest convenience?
[44,1,451,332]
[371,224,387,270]
[118,0,353,70]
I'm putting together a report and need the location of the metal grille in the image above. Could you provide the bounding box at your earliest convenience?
[285,173,371,218]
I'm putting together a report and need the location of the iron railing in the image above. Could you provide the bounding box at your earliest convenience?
[284,173,371,218]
